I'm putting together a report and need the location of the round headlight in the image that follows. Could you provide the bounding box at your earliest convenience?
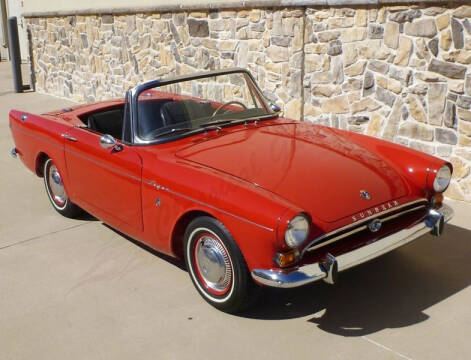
[433,165,451,193]
[285,215,310,249]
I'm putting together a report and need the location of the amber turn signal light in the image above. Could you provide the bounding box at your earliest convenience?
[433,193,444,205]
[274,250,300,268]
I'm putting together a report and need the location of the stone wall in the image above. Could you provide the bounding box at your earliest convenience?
[26,3,471,202]
[302,5,471,202]
[27,9,304,115]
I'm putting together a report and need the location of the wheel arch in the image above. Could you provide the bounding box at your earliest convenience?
[35,151,50,177]
[170,210,215,260]
[35,151,75,206]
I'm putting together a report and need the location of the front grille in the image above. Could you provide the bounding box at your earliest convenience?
[304,199,428,254]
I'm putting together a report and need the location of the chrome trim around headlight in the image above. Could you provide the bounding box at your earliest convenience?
[433,165,452,193]
[284,214,310,249]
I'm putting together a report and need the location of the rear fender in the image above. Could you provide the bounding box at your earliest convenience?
[9,110,75,200]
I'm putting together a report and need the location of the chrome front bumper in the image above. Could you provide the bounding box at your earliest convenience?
[252,204,454,288]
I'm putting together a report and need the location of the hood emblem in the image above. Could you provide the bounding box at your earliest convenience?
[368,219,382,233]
[360,190,371,200]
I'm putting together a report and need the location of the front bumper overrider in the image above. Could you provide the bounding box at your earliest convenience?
[251,204,453,288]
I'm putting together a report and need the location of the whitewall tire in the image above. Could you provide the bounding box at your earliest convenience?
[43,158,82,218]
[184,216,259,313]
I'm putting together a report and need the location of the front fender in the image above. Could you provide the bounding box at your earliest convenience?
[338,130,452,197]
[140,152,304,270]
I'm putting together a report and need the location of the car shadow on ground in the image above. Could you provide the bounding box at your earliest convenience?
[103,224,187,271]
[242,224,471,336]
[103,221,470,336]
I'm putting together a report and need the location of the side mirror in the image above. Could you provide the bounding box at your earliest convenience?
[100,134,117,149]
[269,103,281,113]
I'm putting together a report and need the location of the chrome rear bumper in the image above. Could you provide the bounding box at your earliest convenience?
[252,204,453,288]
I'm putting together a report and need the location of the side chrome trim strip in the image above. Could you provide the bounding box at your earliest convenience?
[14,126,63,150]
[145,179,274,232]
[303,198,427,254]
[64,147,141,182]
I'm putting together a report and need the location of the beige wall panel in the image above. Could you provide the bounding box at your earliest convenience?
[24,0,268,14]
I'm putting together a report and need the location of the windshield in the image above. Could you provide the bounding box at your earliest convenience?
[136,71,275,141]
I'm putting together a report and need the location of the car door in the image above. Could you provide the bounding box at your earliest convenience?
[64,127,143,231]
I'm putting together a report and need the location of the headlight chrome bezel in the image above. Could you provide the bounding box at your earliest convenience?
[284,214,310,249]
[433,165,451,193]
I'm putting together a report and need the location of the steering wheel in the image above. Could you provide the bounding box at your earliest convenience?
[211,101,248,118]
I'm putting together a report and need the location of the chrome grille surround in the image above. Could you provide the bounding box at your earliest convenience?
[303,198,428,255]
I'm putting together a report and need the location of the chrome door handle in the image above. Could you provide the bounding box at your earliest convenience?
[61,133,77,142]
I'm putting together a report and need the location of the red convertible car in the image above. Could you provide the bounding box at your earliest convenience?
[9,68,453,313]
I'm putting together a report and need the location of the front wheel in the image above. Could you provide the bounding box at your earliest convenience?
[184,216,259,313]
[43,158,83,218]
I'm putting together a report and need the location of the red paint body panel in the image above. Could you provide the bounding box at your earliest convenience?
[8,99,452,274]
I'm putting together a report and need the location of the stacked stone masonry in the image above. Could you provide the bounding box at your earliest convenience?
[26,4,471,202]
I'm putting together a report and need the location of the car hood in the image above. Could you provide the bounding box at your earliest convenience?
[175,122,409,223]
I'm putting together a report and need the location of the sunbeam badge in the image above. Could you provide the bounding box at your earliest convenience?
[360,190,371,200]
[368,219,382,232]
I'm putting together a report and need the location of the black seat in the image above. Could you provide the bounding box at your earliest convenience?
[87,108,123,140]
[160,100,212,126]
[137,99,169,138]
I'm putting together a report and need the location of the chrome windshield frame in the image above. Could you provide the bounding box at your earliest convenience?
[125,68,274,145]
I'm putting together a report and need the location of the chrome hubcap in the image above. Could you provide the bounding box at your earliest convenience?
[48,164,67,206]
[195,235,232,294]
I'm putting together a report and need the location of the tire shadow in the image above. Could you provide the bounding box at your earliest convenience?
[74,211,99,221]
[241,224,471,336]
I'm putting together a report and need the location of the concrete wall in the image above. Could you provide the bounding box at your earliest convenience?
[0,0,30,61]
[23,0,274,14]
[25,3,471,202]
[0,3,7,61]
[8,0,29,61]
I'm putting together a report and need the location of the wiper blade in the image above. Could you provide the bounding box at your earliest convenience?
[199,119,234,127]
[242,113,279,123]
[200,113,277,128]
[215,114,279,125]
[152,127,193,138]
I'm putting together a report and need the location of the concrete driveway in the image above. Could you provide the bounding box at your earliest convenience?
[1,61,471,360]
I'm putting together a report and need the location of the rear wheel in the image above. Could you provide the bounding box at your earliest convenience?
[43,158,82,218]
[184,216,260,313]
